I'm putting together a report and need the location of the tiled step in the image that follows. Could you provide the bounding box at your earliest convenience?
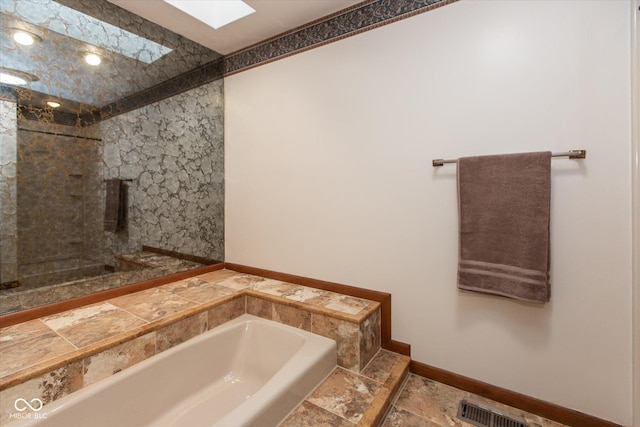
[280,349,411,427]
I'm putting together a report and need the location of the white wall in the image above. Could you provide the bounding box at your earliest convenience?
[224,1,633,424]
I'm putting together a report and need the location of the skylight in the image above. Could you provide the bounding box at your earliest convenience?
[164,0,255,30]
[0,0,173,64]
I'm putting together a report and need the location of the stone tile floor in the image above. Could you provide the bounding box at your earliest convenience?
[382,374,569,427]
[279,348,569,427]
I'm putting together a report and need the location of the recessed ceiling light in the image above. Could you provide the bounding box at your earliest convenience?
[0,73,27,85]
[46,101,61,108]
[12,29,41,46]
[85,53,101,66]
[164,0,255,30]
[0,68,39,86]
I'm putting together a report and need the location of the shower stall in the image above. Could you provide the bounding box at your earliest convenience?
[16,125,106,290]
[0,113,213,316]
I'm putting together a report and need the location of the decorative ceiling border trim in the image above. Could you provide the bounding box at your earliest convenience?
[2,57,224,127]
[88,58,224,123]
[223,0,458,76]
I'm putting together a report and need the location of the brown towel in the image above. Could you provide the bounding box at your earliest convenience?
[457,151,551,303]
[104,179,127,232]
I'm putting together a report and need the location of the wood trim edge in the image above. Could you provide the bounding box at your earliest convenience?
[141,245,220,265]
[0,263,225,328]
[224,262,403,352]
[387,339,411,356]
[410,360,623,427]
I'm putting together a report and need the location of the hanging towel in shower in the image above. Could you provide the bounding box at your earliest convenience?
[457,151,552,303]
[104,179,127,232]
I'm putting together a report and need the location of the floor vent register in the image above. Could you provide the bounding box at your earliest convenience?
[457,399,528,427]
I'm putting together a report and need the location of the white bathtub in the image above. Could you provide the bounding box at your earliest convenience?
[11,314,337,427]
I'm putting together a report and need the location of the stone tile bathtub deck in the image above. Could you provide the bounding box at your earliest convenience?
[0,269,386,425]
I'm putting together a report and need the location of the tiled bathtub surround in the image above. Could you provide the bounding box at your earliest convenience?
[244,280,381,371]
[0,269,380,425]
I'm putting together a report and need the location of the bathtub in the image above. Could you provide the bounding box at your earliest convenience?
[10,314,337,427]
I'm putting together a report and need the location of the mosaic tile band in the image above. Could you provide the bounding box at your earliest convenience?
[223,0,457,76]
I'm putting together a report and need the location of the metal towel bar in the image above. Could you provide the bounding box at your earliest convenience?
[432,149,586,167]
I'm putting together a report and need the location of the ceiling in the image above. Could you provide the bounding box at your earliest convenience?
[0,0,363,118]
[107,0,364,55]
[1,0,221,107]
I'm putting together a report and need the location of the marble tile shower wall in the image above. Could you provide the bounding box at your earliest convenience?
[98,79,225,265]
